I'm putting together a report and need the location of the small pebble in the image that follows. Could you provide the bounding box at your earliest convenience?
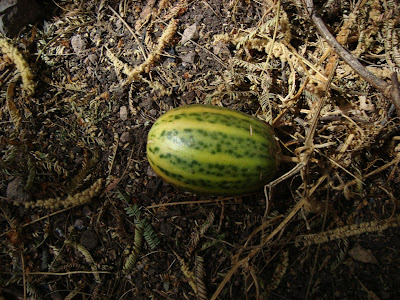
[70,34,86,55]
[74,219,85,230]
[180,23,199,44]
[82,205,92,216]
[147,166,157,177]
[80,230,98,250]
[180,52,196,65]
[120,106,128,121]
[6,177,31,202]
[120,131,131,143]
[87,53,98,65]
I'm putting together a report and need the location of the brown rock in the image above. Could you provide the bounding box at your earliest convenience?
[349,244,379,264]
[80,229,99,250]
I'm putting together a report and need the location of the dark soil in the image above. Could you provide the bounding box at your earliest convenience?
[1,1,400,299]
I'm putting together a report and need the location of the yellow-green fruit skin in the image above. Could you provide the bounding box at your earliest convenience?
[146,104,281,195]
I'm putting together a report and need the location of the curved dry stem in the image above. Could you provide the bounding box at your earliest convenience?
[210,197,308,300]
[304,0,400,115]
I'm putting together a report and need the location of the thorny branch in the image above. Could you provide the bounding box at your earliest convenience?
[304,0,400,116]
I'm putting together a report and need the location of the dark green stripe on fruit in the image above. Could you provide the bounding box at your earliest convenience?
[150,128,272,159]
[153,111,268,136]
[147,151,273,178]
[154,163,263,192]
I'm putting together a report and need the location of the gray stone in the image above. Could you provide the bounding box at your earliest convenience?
[0,0,16,12]
[180,51,196,65]
[87,53,97,65]
[0,0,42,37]
[74,219,85,230]
[180,23,199,45]
[6,176,31,202]
[70,34,87,55]
[119,105,128,121]
[147,166,157,177]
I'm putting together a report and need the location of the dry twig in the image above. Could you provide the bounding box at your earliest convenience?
[303,0,400,115]
[210,197,308,300]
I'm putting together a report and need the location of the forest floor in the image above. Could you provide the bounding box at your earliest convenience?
[1,0,400,299]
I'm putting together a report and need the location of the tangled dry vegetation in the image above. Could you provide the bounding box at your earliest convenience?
[1,0,400,299]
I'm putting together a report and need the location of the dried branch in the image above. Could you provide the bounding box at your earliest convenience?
[391,72,400,114]
[210,197,308,300]
[304,0,400,115]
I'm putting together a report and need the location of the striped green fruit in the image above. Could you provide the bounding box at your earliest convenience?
[146,104,281,195]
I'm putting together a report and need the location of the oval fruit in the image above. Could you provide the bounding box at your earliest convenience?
[146,104,281,195]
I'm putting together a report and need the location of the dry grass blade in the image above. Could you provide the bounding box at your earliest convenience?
[195,255,208,300]
[123,223,143,274]
[146,197,235,209]
[108,5,147,59]
[187,212,215,255]
[106,18,178,85]
[0,37,34,96]
[24,178,103,210]
[174,251,197,294]
[210,197,308,300]
[65,241,101,284]
[64,284,84,300]
[267,249,289,292]
[344,153,400,191]
[295,216,400,246]
[6,83,22,129]
[107,132,119,176]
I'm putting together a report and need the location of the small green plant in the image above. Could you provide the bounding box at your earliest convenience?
[116,190,160,274]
